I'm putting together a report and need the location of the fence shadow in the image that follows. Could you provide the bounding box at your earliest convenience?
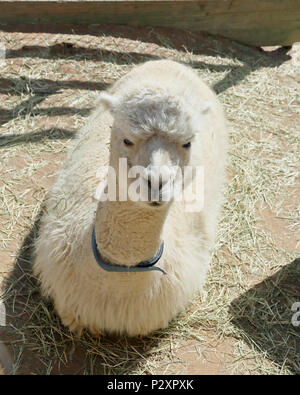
[0,128,75,147]
[0,77,108,128]
[229,258,300,374]
[0,24,291,129]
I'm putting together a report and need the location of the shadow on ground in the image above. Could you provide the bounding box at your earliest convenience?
[0,128,75,147]
[229,258,300,374]
[0,24,291,129]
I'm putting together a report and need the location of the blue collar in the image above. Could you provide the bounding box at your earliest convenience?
[91,226,166,275]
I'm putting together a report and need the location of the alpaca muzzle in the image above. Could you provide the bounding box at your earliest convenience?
[143,165,176,203]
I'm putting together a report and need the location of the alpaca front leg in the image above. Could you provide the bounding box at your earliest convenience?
[57,307,104,337]
[61,314,84,336]
[54,304,84,336]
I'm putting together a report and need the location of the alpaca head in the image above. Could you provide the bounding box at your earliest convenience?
[98,88,212,209]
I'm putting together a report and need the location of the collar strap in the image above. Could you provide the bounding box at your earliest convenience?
[91,226,166,275]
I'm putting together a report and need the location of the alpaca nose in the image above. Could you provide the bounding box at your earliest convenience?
[147,176,163,192]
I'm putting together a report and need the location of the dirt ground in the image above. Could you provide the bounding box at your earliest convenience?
[0,24,299,375]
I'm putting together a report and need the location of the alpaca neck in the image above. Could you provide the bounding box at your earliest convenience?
[94,201,168,267]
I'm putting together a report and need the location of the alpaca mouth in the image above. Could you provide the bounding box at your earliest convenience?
[148,201,165,207]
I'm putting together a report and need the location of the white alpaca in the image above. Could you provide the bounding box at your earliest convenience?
[33,60,227,336]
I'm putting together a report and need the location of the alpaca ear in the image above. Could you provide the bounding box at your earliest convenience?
[97,92,120,112]
[200,101,213,114]
[192,101,213,133]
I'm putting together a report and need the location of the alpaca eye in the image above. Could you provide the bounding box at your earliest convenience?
[182,142,191,148]
[124,139,134,146]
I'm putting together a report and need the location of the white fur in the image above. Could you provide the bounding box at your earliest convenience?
[33,60,227,336]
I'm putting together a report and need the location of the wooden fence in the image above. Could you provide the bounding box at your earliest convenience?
[0,1,300,46]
